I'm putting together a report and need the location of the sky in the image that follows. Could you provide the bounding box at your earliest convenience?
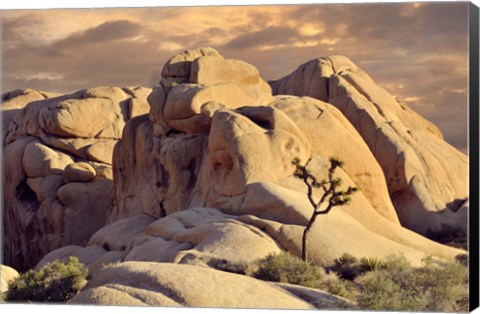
[0,1,471,153]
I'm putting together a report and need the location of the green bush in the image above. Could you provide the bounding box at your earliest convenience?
[6,257,88,303]
[251,252,468,312]
[356,255,419,310]
[356,254,468,312]
[379,254,412,273]
[253,252,324,288]
[321,271,356,300]
[335,253,358,266]
[329,253,365,281]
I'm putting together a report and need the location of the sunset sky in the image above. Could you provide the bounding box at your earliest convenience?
[1,2,470,152]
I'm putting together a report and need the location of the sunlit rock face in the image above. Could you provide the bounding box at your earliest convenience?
[270,55,468,235]
[2,48,467,285]
[150,47,275,134]
[2,86,150,271]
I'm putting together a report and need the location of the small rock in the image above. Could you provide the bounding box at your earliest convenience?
[64,162,96,182]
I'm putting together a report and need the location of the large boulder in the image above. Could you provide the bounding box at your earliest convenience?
[191,106,311,207]
[2,86,150,271]
[127,208,283,266]
[68,261,351,309]
[270,56,468,234]
[273,96,399,223]
[1,89,61,141]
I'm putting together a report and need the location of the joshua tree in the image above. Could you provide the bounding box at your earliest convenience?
[293,157,358,262]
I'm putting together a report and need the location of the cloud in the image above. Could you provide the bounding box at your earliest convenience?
[53,19,142,49]
[1,13,48,48]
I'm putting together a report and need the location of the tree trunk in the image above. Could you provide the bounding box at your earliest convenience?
[302,215,317,261]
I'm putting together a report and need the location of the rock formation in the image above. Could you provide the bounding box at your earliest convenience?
[151,47,274,134]
[270,56,468,234]
[34,48,464,273]
[1,48,469,309]
[2,86,150,271]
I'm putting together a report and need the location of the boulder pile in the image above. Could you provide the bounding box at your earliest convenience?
[3,86,150,270]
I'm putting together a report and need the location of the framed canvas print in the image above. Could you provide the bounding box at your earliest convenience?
[1,1,479,313]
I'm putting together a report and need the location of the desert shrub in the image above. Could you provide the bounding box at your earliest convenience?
[253,252,324,288]
[380,254,412,272]
[6,257,88,303]
[413,257,469,312]
[329,253,365,281]
[335,253,358,266]
[356,255,420,310]
[210,259,248,275]
[321,271,357,300]
[356,254,468,312]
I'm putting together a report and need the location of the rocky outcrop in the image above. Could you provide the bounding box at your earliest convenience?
[270,56,468,234]
[68,261,352,309]
[150,47,274,134]
[111,48,305,221]
[3,86,150,271]
[48,49,462,274]
[2,48,469,308]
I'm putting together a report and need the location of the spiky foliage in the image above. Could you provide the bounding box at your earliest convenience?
[293,157,358,261]
[359,257,385,272]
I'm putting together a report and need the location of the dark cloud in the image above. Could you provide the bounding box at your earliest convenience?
[53,20,142,49]
[1,15,160,93]
[288,2,468,52]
